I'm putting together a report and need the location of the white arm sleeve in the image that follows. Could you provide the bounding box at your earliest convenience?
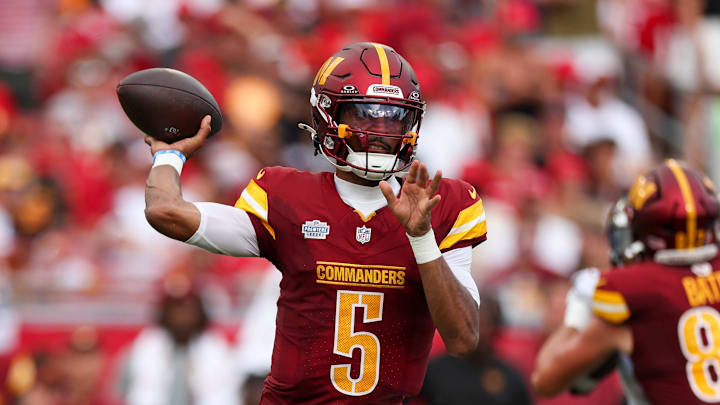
[443,247,480,306]
[185,202,260,257]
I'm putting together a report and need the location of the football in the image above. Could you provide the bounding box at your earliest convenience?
[117,68,222,143]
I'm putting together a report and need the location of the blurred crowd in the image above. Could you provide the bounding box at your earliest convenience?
[0,0,719,404]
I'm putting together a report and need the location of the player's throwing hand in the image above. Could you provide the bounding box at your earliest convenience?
[380,160,442,237]
[145,115,212,158]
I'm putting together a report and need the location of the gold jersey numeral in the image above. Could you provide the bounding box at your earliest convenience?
[331,290,384,396]
[678,306,720,401]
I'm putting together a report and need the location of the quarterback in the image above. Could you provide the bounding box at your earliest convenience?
[532,160,720,405]
[143,42,486,403]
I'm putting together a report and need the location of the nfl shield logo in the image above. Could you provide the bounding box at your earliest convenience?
[356,226,372,244]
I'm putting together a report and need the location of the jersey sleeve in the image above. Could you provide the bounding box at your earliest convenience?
[591,273,631,324]
[442,247,480,306]
[185,202,259,257]
[434,178,487,252]
[233,167,282,257]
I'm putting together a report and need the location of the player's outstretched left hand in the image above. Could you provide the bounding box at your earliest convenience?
[380,160,442,237]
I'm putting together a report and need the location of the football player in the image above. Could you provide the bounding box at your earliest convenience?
[532,159,720,405]
[143,42,486,403]
[542,196,650,404]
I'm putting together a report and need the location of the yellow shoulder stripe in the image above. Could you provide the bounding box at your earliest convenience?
[234,179,276,239]
[594,289,626,305]
[592,289,630,324]
[439,199,486,250]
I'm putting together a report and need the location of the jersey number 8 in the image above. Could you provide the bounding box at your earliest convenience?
[678,306,720,401]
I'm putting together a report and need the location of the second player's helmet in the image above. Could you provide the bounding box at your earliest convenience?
[626,159,720,263]
[303,42,425,181]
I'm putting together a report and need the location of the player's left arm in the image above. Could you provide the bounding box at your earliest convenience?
[380,161,480,356]
[531,316,632,397]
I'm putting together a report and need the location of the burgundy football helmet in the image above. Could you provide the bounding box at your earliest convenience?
[299,42,425,181]
[626,159,720,263]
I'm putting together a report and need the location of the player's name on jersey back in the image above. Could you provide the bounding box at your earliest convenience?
[682,269,720,307]
[316,261,406,289]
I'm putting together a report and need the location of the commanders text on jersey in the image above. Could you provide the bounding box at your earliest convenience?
[316,261,406,289]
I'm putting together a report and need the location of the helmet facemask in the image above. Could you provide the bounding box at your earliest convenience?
[315,98,422,181]
[606,197,642,266]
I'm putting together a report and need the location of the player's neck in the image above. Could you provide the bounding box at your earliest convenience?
[333,173,400,217]
[335,169,380,187]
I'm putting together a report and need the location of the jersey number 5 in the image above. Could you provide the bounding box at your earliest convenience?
[678,306,720,401]
[331,290,384,396]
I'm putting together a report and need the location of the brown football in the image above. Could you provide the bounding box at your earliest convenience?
[116,68,222,143]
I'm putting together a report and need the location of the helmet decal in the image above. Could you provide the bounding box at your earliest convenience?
[366,84,404,98]
[341,85,359,94]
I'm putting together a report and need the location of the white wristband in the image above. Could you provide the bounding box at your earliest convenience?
[563,289,593,330]
[407,229,442,264]
[152,150,186,176]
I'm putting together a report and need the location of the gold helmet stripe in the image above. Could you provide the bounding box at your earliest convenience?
[313,57,333,86]
[319,57,344,85]
[372,43,391,85]
[667,159,697,248]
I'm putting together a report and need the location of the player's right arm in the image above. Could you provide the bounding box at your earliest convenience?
[143,116,211,241]
[144,116,261,257]
[532,273,634,397]
[532,316,632,397]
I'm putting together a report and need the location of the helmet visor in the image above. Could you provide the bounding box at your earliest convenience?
[338,103,415,134]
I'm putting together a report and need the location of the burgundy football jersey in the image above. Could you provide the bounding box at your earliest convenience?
[234,167,487,404]
[592,254,720,405]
